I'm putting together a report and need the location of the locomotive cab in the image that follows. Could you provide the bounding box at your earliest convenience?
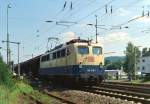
[73,41,104,84]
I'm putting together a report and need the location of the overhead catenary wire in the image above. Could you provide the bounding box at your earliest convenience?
[57,0,145,44]
[54,0,115,36]
[95,0,142,30]
[42,0,142,38]
[60,0,100,20]
[34,0,73,35]
[37,0,146,53]
[116,13,149,28]
[36,0,82,36]
[30,0,74,53]
[37,0,110,37]
[39,0,115,40]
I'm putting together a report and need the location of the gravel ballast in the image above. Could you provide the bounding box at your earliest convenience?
[59,90,140,104]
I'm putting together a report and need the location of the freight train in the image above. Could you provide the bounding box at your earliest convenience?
[15,39,105,84]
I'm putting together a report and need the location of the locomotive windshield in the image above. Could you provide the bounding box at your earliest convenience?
[92,47,102,55]
[78,46,89,54]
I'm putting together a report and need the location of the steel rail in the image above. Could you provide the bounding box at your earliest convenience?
[81,86,150,104]
[22,92,43,104]
[103,81,150,87]
[100,83,150,94]
[92,86,150,99]
[42,90,77,104]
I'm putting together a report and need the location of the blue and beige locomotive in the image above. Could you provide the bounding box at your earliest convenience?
[39,39,105,84]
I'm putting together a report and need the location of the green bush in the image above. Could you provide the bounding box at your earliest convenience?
[0,56,14,89]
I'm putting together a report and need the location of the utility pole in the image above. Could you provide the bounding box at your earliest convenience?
[134,46,142,80]
[134,47,136,80]
[95,15,98,43]
[87,15,106,43]
[6,4,11,65]
[2,40,21,76]
[17,42,20,76]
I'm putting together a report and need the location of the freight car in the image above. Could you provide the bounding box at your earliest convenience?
[14,55,41,78]
[15,39,105,84]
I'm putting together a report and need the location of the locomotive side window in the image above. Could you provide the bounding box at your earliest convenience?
[78,46,89,54]
[53,52,56,59]
[57,51,61,58]
[46,54,50,60]
[92,47,102,55]
[50,54,53,60]
[42,56,46,62]
[61,49,66,57]
[41,55,50,62]
[41,56,44,62]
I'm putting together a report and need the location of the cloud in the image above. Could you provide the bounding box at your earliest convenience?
[97,32,132,56]
[62,31,77,42]
[100,32,132,44]
[116,8,130,16]
[142,0,150,4]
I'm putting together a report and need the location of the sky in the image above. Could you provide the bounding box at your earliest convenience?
[0,0,150,63]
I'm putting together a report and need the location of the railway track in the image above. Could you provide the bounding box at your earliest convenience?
[101,82,150,94]
[30,79,150,104]
[103,81,150,87]
[78,82,150,104]
[42,89,77,104]
[83,86,150,104]
[30,79,77,104]
[23,92,43,104]
[23,90,77,104]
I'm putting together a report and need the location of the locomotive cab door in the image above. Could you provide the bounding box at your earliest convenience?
[66,45,76,76]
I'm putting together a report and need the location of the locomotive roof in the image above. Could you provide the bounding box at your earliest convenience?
[66,39,90,45]
[44,38,102,55]
[47,39,91,52]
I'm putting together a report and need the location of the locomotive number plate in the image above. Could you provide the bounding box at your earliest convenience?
[88,56,95,62]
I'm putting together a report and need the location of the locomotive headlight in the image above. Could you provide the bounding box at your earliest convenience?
[79,62,82,68]
[99,62,103,68]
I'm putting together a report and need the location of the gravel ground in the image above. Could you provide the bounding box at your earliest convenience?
[60,90,140,104]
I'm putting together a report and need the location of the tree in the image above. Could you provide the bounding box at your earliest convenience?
[124,42,141,80]
[124,42,134,75]
[0,53,2,61]
[105,59,123,70]
[0,54,14,88]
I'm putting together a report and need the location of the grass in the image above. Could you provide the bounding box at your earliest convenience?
[32,90,60,104]
[129,79,142,83]
[0,56,84,104]
[0,81,33,104]
[0,62,14,89]
[0,57,59,104]
[0,80,60,104]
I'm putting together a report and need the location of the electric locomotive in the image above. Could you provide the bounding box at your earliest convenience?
[39,39,105,84]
